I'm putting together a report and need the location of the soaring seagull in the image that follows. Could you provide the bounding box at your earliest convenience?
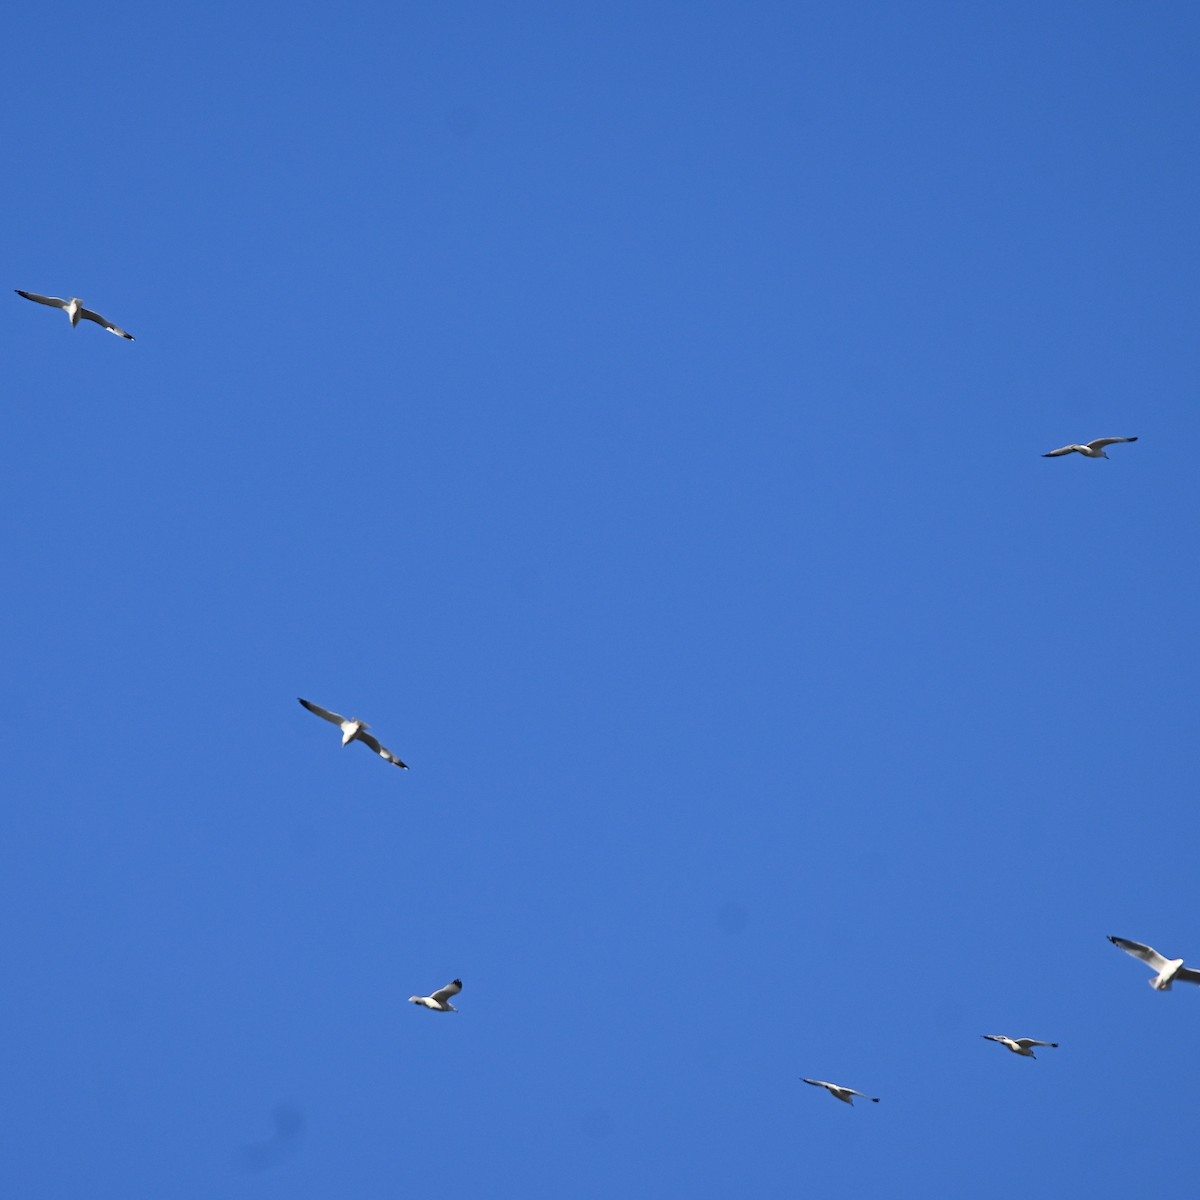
[981,1036,1058,1059]
[297,698,408,768]
[801,1079,879,1106]
[1109,936,1200,991]
[1043,437,1137,459]
[15,290,134,339]
[409,979,462,1012]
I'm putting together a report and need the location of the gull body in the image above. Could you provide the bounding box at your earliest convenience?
[1042,436,1137,459]
[1109,936,1200,991]
[801,1079,879,1106]
[981,1035,1058,1059]
[409,979,462,1012]
[297,698,408,768]
[15,289,134,339]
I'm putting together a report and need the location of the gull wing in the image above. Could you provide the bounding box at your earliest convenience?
[1109,936,1169,972]
[1086,437,1137,450]
[78,306,134,340]
[431,979,462,1004]
[1013,1039,1057,1049]
[15,289,68,309]
[1042,444,1084,457]
[357,729,409,769]
[1173,966,1200,985]
[298,697,348,726]
[802,1079,834,1091]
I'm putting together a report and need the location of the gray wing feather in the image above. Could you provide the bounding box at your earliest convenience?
[431,980,462,1003]
[1087,437,1137,450]
[298,697,348,726]
[1109,936,1169,971]
[78,306,134,339]
[356,730,409,769]
[15,289,67,309]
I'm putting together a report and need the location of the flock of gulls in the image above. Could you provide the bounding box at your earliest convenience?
[14,289,1165,1107]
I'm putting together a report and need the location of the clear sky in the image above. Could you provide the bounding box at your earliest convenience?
[4,2,1199,1196]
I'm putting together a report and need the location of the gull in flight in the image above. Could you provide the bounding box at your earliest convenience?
[15,289,135,339]
[801,1079,879,1106]
[1109,936,1200,991]
[297,698,408,768]
[409,979,462,1012]
[1042,436,1137,459]
[981,1035,1058,1059]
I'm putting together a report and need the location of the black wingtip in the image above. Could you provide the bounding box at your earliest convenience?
[452,978,462,987]
[871,1098,880,1103]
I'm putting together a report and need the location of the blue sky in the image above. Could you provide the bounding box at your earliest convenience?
[4,2,1200,1195]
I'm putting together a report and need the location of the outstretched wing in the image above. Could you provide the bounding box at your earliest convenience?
[78,306,134,340]
[1087,437,1137,450]
[298,697,348,726]
[431,979,462,1004]
[1109,936,1169,972]
[15,289,67,309]
[1173,966,1200,985]
[357,730,409,769]
[1014,1039,1057,1049]
[1042,444,1084,457]
[802,1079,833,1091]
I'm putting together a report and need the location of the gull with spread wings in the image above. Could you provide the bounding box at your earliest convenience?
[981,1035,1058,1059]
[801,1079,879,1106]
[1042,436,1137,459]
[409,979,462,1012]
[1109,936,1200,991]
[15,289,135,339]
[297,698,408,769]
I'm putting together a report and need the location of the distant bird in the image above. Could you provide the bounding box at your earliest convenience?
[981,1035,1058,1059]
[15,289,134,339]
[1108,936,1200,991]
[1042,437,1137,459]
[801,1079,879,1106]
[409,979,462,1012]
[297,698,408,768]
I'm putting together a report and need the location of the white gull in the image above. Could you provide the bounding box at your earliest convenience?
[802,1078,879,1106]
[15,289,134,339]
[981,1035,1058,1058]
[1109,936,1200,990]
[409,979,462,1012]
[1043,437,1137,459]
[298,697,408,769]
